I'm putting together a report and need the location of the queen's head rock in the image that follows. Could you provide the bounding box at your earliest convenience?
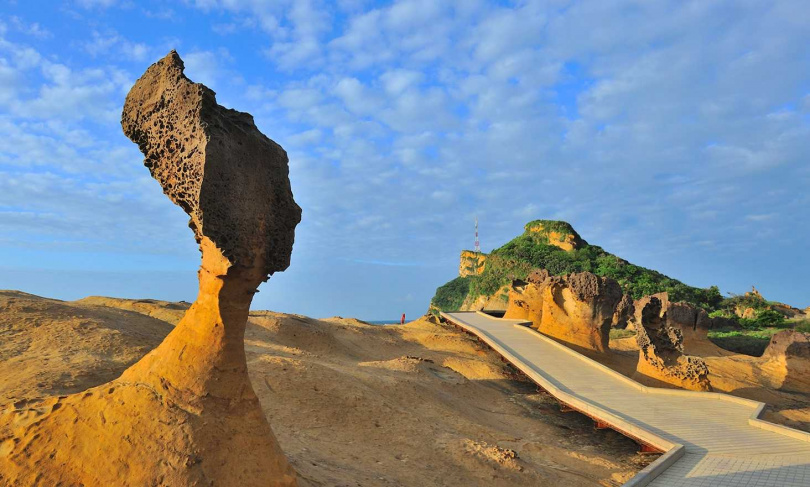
[121,50,301,276]
[0,51,300,487]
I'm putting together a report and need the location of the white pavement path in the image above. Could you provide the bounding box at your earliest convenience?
[441,311,810,487]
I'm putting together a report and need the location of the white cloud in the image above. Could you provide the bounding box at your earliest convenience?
[9,17,52,39]
[76,0,120,8]
[379,69,423,95]
[82,30,153,62]
[183,48,233,88]
[801,94,810,112]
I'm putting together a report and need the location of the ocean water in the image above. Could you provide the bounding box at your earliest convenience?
[367,320,401,325]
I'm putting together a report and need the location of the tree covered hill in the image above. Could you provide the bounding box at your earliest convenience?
[431,220,723,313]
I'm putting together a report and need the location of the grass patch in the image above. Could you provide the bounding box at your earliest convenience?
[609,328,636,340]
[707,327,782,357]
[794,320,810,333]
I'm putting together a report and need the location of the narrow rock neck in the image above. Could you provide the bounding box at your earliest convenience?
[120,238,268,402]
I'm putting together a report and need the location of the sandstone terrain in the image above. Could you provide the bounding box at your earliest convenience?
[503,269,621,353]
[603,330,810,433]
[0,291,651,487]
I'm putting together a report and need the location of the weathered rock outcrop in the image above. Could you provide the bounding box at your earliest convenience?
[761,330,810,394]
[459,250,487,277]
[770,302,807,319]
[632,297,711,391]
[0,51,301,486]
[504,269,622,352]
[665,301,713,353]
[524,220,586,251]
[627,292,668,331]
[612,293,634,329]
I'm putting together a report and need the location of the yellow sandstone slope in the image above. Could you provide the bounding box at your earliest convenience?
[0,291,650,487]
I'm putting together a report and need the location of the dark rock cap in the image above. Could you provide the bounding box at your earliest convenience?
[121,50,301,276]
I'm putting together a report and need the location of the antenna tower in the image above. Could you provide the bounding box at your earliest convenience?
[474,217,480,253]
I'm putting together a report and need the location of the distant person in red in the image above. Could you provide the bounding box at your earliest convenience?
[400,313,406,325]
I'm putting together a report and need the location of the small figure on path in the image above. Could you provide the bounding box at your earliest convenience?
[401,313,406,325]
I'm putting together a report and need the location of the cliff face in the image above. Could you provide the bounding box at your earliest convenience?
[0,51,301,487]
[459,250,487,277]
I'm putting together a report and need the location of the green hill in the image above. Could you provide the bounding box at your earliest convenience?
[431,220,723,313]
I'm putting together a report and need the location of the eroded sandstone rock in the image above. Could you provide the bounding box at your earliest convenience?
[665,301,712,353]
[0,51,301,487]
[761,330,810,394]
[632,297,711,391]
[627,292,669,331]
[524,220,586,251]
[503,269,621,352]
[612,293,634,329]
[459,250,486,277]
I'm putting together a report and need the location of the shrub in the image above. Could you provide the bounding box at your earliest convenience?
[753,309,786,328]
[431,277,471,312]
[708,327,780,356]
[794,320,810,333]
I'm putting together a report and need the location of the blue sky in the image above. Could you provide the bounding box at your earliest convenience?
[0,1,808,319]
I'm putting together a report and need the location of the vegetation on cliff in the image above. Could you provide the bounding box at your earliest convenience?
[524,219,582,240]
[710,292,787,327]
[431,220,723,313]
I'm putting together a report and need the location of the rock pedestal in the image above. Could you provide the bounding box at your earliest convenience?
[0,51,301,486]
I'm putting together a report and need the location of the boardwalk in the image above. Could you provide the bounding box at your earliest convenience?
[441,311,810,487]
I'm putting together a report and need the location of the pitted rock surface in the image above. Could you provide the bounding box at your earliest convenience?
[504,270,622,352]
[666,301,712,350]
[567,271,622,304]
[612,293,634,329]
[633,297,711,391]
[122,50,301,274]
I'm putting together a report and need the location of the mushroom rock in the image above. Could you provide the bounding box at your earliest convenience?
[761,330,810,394]
[632,297,712,392]
[0,51,301,487]
[612,293,634,329]
[504,269,622,352]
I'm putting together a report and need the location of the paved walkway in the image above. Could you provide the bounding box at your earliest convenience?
[441,311,810,487]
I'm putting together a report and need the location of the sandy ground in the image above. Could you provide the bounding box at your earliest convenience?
[0,291,651,486]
